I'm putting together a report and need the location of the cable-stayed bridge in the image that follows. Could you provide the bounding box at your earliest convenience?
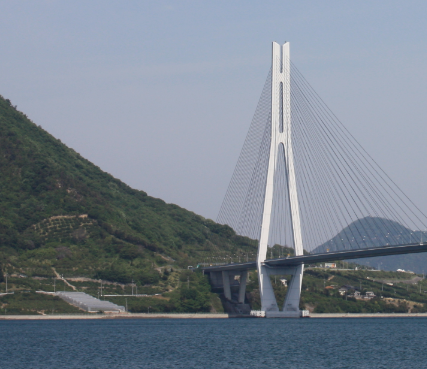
[203,41,427,318]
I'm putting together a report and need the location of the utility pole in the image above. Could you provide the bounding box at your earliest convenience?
[54,278,56,293]
[187,276,190,289]
[5,273,7,293]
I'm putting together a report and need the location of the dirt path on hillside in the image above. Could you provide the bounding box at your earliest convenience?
[66,277,127,289]
[51,268,77,291]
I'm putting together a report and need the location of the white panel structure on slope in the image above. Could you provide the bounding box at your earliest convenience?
[257,42,305,317]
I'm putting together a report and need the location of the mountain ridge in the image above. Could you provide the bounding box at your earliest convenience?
[312,216,427,273]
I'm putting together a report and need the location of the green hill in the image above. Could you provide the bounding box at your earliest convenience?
[0,95,257,286]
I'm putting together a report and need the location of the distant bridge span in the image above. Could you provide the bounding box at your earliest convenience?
[202,242,427,273]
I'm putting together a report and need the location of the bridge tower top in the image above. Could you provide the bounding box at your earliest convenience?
[258,41,303,264]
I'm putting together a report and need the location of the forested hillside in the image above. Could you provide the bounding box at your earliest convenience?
[0,95,257,286]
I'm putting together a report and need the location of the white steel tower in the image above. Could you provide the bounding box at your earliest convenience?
[257,41,305,317]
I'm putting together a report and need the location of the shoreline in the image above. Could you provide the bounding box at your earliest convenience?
[309,313,427,318]
[1,312,427,320]
[0,313,229,320]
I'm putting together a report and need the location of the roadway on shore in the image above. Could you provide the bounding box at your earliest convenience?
[2,313,427,320]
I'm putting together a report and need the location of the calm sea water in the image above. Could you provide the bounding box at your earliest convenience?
[0,318,426,368]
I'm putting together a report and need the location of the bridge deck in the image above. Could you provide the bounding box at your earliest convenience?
[201,243,427,272]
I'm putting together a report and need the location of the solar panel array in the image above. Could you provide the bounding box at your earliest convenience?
[57,292,125,312]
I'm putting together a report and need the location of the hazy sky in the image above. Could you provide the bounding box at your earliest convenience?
[1,1,427,221]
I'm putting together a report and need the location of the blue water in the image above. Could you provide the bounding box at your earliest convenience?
[0,318,426,368]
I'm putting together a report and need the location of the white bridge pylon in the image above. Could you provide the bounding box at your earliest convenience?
[257,41,305,317]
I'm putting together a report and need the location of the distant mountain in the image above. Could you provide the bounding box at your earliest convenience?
[312,216,427,274]
[0,95,257,283]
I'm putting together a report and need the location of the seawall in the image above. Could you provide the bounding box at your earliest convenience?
[0,313,229,320]
[2,312,427,320]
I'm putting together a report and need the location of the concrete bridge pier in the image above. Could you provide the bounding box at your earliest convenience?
[208,270,251,315]
[237,270,248,304]
[222,270,248,303]
[260,264,304,318]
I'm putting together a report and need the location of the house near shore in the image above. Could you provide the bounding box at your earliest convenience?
[364,291,376,299]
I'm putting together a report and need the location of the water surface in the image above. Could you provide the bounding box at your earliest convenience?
[1,318,425,368]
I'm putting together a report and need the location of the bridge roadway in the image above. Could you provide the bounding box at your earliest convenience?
[201,242,427,273]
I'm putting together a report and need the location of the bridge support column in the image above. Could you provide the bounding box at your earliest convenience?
[282,264,304,315]
[258,265,279,312]
[238,270,248,304]
[222,271,231,300]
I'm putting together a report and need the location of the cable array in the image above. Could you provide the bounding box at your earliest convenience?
[217,63,427,253]
[217,69,272,241]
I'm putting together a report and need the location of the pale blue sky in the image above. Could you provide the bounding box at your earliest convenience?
[1,1,427,220]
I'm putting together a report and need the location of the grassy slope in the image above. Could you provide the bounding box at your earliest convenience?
[4,266,427,315]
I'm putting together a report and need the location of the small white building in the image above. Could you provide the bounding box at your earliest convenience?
[325,263,336,269]
[279,279,287,287]
[338,288,347,296]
